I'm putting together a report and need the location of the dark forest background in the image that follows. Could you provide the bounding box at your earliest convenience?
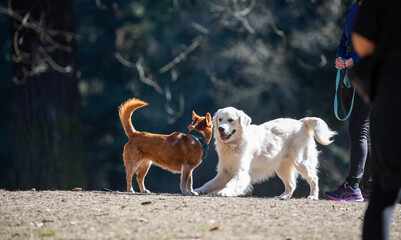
[0,0,354,198]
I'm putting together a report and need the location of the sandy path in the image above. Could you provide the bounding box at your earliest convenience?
[0,190,400,240]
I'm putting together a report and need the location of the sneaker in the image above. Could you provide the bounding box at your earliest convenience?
[325,182,364,202]
[361,185,372,202]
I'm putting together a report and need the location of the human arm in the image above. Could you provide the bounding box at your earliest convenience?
[352,33,376,57]
[336,31,347,59]
[352,0,378,58]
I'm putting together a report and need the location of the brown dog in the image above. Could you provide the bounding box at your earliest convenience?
[119,98,213,195]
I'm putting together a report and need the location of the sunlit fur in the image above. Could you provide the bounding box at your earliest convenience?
[119,98,213,195]
[195,107,336,200]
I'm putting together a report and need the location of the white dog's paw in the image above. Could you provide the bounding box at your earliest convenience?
[276,193,292,200]
[216,188,237,197]
[194,187,206,195]
[182,190,200,196]
[307,195,319,200]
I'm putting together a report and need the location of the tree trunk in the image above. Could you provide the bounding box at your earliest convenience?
[11,0,85,190]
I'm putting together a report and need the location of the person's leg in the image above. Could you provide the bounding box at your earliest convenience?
[342,89,370,189]
[325,86,369,201]
[363,74,401,239]
[362,185,401,240]
[361,143,373,200]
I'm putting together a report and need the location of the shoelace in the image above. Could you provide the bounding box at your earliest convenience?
[335,182,348,191]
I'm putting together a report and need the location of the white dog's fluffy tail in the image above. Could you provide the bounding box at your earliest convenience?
[300,117,337,145]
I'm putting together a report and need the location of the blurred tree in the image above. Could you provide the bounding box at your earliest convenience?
[10,0,85,189]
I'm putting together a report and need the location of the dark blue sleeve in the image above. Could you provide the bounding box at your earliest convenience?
[336,30,346,58]
[351,54,361,65]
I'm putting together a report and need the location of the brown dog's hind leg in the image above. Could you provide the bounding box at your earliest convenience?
[136,161,152,193]
[123,145,142,193]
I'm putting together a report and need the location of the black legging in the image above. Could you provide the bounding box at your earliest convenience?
[340,82,372,188]
[363,186,401,240]
[362,70,401,240]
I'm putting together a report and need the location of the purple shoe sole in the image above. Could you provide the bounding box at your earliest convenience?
[325,194,364,202]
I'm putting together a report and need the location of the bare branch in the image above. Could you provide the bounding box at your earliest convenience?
[230,0,256,17]
[114,53,164,95]
[114,3,231,123]
[157,5,230,74]
[135,57,164,95]
[190,22,210,35]
[158,37,203,74]
[297,54,327,71]
[229,0,255,34]
[0,6,79,41]
[166,93,185,124]
[114,52,135,68]
[270,18,287,51]
[1,4,80,80]
[38,47,72,73]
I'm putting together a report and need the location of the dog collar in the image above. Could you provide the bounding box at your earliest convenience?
[188,130,209,160]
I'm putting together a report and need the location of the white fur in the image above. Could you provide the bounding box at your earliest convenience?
[195,107,336,200]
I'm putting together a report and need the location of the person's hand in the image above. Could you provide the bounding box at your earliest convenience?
[335,57,344,69]
[344,58,354,68]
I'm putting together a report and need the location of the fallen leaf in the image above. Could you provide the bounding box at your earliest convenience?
[207,224,220,231]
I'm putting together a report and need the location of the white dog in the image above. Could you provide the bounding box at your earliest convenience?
[195,107,336,200]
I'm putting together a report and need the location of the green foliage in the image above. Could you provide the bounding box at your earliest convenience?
[41,229,56,237]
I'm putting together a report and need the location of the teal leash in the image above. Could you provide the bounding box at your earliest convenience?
[334,59,355,121]
[188,130,209,160]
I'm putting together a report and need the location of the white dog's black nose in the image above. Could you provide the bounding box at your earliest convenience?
[218,127,225,133]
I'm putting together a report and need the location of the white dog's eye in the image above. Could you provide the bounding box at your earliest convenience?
[219,118,222,122]
[228,118,234,123]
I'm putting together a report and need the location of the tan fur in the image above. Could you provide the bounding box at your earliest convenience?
[118,98,213,195]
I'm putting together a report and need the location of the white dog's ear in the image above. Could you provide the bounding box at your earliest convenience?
[238,110,251,127]
[212,110,219,128]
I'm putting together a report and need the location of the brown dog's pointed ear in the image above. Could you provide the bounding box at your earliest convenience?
[192,111,200,121]
[206,113,213,127]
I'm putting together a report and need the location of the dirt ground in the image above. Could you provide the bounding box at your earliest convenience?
[0,189,400,240]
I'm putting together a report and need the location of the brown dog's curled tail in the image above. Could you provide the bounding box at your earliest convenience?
[118,98,148,137]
